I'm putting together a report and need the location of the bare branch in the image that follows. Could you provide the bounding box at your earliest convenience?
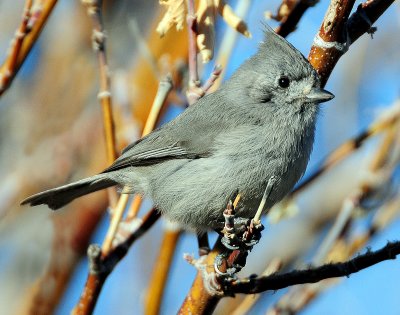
[82,0,117,164]
[228,241,400,294]
[0,0,58,96]
[275,0,319,38]
[72,208,161,315]
[309,0,395,86]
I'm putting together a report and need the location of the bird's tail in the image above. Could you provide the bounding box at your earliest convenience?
[21,174,117,210]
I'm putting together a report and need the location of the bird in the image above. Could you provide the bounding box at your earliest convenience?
[21,26,334,232]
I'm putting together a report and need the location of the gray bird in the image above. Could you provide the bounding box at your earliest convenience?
[21,27,334,232]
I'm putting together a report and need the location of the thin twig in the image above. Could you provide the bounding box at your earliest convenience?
[186,0,201,105]
[2,0,33,86]
[347,0,395,44]
[228,241,400,294]
[82,0,117,164]
[82,0,118,210]
[0,0,58,96]
[125,75,173,221]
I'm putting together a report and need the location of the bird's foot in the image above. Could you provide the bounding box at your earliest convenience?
[219,197,264,251]
[214,194,265,276]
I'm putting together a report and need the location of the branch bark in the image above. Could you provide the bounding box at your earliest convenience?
[309,0,395,85]
[228,241,400,294]
[72,208,161,315]
[275,0,318,38]
[0,0,58,96]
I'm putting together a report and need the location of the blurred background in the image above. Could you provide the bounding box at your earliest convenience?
[0,0,399,314]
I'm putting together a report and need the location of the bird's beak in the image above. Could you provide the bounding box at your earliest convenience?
[306,88,334,103]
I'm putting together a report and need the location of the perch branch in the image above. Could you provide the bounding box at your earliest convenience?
[186,0,201,105]
[228,241,400,294]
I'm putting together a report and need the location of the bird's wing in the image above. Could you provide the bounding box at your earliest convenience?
[103,93,231,173]
[102,134,208,173]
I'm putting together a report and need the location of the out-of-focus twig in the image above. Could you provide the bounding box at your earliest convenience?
[186,0,201,105]
[0,0,58,96]
[82,0,117,165]
[268,119,400,314]
[208,0,252,93]
[101,75,173,312]
[267,194,400,314]
[128,18,160,79]
[274,0,319,37]
[125,75,174,221]
[101,194,130,255]
[289,102,400,198]
[72,208,161,315]
[145,222,182,315]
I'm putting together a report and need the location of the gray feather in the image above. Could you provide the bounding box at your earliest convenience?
[21,26,333,231]
[20,175,117,210]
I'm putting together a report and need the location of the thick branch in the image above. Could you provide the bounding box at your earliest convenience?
[309,0,395,86]
[228,241,400,294]
[308,0,356,85]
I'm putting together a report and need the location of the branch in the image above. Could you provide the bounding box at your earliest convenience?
[144,224,182,315]
[179,240,226,314]
[186,0,201,105]
[309,0,395,86]
[228,241,400,294]
[308,0,356,85]
[0,0,58,96]
[102,75,173,254]
[347,0,395,44]
[275,0,319,38]
[82,0,117,164]
[72,208,161,315]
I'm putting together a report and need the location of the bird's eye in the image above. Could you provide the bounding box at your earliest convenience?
[278,76,290,88]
